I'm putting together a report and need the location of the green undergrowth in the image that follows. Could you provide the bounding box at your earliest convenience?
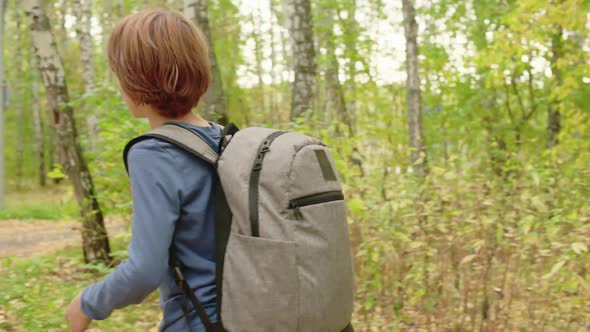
[0,235,161,331]
[0,201,74,221]
[0,225,371,331]
[0,185,78,221]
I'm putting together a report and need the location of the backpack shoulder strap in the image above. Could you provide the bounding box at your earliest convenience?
[123,123,219,174]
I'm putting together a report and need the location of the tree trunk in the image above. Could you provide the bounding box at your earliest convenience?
[31,60,46,187]
[402,0,428,175]
[24,0,111,264]
[277,0,290,113]
[341,0,358,135]
[287,0,317,120]
[105,0,113,81]
[547,27,563,149]
[320,3,352,136]
[184,0,228,125]
[74,0,98,151]
[116,0,123,18]
[73,0,95,91]
[0,0,6,208]
[251,11,266,119]
[269,0,278,118]
[14,8,24,187]
[58,0,68,54]
[168,0,183,11]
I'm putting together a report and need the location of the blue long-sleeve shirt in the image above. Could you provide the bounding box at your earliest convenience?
[81,122,220,332]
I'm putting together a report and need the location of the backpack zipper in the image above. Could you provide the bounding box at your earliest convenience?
[249,131,287,237]
[288,191,344,219]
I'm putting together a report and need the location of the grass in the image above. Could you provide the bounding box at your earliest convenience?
[0,235,162,331]
[0,225,374,331]
[0,185,78,221]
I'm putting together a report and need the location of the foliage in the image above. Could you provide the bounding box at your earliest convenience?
[0,185,77,221]
[69,83,148,217]
[0,236,162,331]
[1,0,589,330]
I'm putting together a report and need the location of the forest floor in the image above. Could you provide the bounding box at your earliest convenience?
[0,186,162,331]
[0,218,127,258]
[0,184,127,258]
[0,231,162,332]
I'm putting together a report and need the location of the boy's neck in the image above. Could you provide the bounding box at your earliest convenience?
[144,106,210,129]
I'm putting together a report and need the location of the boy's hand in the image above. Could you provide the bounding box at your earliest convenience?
[65,292,92,332]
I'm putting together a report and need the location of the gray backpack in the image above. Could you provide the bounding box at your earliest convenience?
[124,122,355,332]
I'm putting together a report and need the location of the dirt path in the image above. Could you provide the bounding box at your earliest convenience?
[0,218,127,258]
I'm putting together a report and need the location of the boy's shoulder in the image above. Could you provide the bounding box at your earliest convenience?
[127,137,180,165]
[126,122,222,170]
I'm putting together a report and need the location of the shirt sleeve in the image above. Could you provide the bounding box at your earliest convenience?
[80,141,182,320]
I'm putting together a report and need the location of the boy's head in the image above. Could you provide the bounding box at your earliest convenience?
[107,9,210,118]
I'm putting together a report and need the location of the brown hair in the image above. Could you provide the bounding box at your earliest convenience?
[107,9,210,118]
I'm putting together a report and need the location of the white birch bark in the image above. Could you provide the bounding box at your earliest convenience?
[104,0,113,81]
[251,11,266,117]
[276,0,290,111]
[14,8,25,185]
[74,0,98,151]
[59,0,68,54]
[343,0,357,134]
[184,0,228,124]
[0,0,6,208]
[402,0,428,175]
[269,0,278,117]
[320,3,352,136]
[117,0,123,18]
[73,0,94,91]
[31,52,46,187]
[286,0,317,120]
[24,0,111,264]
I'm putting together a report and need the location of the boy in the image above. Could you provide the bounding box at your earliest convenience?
[66,9,220,332]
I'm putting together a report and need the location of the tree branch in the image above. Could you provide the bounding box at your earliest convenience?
[503,80,516,126]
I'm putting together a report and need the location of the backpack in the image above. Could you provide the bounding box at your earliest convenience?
[124,122,355,332]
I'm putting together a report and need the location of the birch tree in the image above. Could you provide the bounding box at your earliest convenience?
[402,0,427,175]
[340,0,360,134]
[31,52,45,187]
[251,11,266,116]
[287,0,317,120]
[184,0,228,124]
[268,0,278,116]
[0,0,6,208]
[547,27,563,149]
[276,0,290,110]
[24,0,111,264]
[318,0,352,135]
[73,0,95,91]
[58,0,68,55]
[74,0,98,151]
[14,6,24,186]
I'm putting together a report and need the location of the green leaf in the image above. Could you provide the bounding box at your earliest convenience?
[572,243,588,255]
[531,196,547,213]
[347,197,366,217]
[542,261,566,280]
[460,254,477,265]
[47,164,65,180]
[410,241,425,249]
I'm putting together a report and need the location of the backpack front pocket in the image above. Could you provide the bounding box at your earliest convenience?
[288,190,344,220]
[288,193,354,332]
[221,232,298,332]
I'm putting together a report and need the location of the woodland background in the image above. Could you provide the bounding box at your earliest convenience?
[0,0,589,331]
